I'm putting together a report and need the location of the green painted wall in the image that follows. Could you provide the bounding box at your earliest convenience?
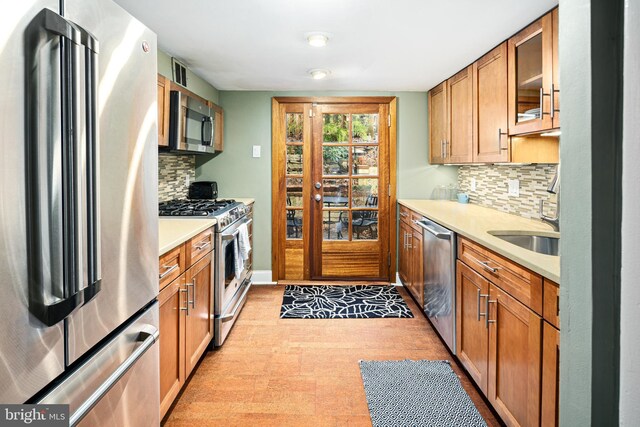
[157,50,219,104]
[195,91,458,271]
[559,0,593,424]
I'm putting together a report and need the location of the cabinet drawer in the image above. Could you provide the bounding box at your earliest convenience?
[543,279,560,328]
[399,205,412,224]
[188,227,214,265]
[159,245,186,291]
[458,236,543,315]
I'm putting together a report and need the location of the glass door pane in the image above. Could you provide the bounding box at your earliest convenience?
[322,112,379,241]
[285,113,303,240]
[516,33,543,123]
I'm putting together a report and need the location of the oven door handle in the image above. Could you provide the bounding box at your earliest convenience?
[221,218,252,241]
[222,229,239,241]
[220,283,251,323]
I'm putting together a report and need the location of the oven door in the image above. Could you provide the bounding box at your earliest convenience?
[169,90,216,154]
[215,217,252,315]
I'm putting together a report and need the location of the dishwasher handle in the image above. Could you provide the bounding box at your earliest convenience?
[414,219,452,240]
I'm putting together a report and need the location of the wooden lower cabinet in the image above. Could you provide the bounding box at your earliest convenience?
[456,243,556,427]
[185,253,214,376]
[409,228,424,307]
[159,275,186,418]
[398,213,423,308]
[488,284,542,427]
[456,260,490,394]
[398,220,412,286]
[159,239,214,419]
[541,321,560,427]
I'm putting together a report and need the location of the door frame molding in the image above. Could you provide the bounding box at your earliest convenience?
[271,96,397,282]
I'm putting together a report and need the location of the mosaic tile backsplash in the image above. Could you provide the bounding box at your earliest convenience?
[458,164,558,219]
[158,154,195,202]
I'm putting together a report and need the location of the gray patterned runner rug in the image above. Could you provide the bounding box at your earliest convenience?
[279,285,413,319]
[359,360,487,427]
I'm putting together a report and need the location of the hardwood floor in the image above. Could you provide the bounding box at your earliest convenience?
[163,285,501,426]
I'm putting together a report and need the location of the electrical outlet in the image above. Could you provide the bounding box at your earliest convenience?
[252,145,261,158]
[470,177,476,192]
[508,179,520,197]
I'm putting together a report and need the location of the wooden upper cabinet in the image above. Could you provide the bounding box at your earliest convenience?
[447,66,473,163]
[488,283,542,427]
[472,43,509,163]
[210,102,224,152]
[552,8,560,129]
[428,81,447,164]
[508,12,556,135]
[157,74,171,147]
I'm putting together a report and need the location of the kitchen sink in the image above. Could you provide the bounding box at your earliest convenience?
[488,231,560,256]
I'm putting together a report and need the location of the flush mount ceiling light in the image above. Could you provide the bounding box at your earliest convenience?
[307,33,329,47]
[309,69,330,80]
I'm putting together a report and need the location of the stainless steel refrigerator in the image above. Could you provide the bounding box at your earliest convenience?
[0,1,159,425]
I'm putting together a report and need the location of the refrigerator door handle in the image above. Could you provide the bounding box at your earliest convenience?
[71,21,102,305]
[69,325,159,427]
[25,8,85,326]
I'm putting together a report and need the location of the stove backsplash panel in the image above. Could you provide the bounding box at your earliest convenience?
[457,164,558,219]
[159,154,195,202]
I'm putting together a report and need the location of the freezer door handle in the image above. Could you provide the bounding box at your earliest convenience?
[69,325,159,427]
[25,9,85,326]
[415,220,452,240]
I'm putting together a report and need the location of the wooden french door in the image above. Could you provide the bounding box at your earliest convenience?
[272,97,397,282]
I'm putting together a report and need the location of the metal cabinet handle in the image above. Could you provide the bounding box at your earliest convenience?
[551,83,560,118]
[486,299,497,327]
[179,288,189,314]
[477,289,489,321]
[540,87,552,118]
[69,326,159,427]
[194,240,210,251]
[159,264,179,279]
[498,128,508,151]
[474,259,501,274]
[187,279,195,309]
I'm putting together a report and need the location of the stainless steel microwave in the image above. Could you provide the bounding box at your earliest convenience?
[168,90,217,154]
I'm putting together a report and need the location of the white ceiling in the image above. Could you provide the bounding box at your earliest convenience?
[114,0,558,91]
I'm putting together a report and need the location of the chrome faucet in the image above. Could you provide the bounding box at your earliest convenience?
[539,166,560,231]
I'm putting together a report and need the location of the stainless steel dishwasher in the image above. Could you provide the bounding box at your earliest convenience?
[415,218,457,354]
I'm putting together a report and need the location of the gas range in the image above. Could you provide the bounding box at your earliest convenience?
[159,199,250,231]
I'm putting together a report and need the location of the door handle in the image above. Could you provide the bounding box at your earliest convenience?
[188,278,196,308]
[314,194,322,202]
[314,182,322,189]
[486,298,497,327]
[221,282,251,322]
[159,264,179,279]
[551,83,560,118]
[25,9,85,326]
[415,220,452,240]
[180,288,189,314]
[74,21,102,306]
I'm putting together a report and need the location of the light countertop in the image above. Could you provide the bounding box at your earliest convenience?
[398,200,560,283]
[234,198,255,205]
[159,218,217,256]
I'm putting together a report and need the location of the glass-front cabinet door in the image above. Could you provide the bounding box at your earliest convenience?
[508,12,558,135]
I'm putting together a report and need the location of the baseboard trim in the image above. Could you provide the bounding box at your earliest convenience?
[251,270,276,284]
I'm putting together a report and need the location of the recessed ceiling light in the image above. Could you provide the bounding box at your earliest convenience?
[540,130,562,137]
[309,69,330,80]
[307,33,329,47]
